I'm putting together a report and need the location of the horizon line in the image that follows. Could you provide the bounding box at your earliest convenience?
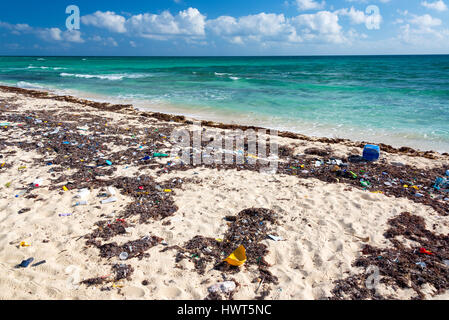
[1,54,449,58]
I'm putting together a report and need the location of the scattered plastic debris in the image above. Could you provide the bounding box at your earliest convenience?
[17,258,34,268]
[119,252,129,260]
[101,197,117,204]
[153,153,169,158]
[59,213,73,217]
[267,235,283,241]
[73,201,88,207]
[419,248,434,255]
[363,144,380,162]
[33,178,43,187]
[224,245,247,267]
[19,241,31,248]
[75,188,90,199]
[331,212,449,300]
[416,262,427,268]
[18,208,31,215]
[208,281,236,294]
[31,260,46,267]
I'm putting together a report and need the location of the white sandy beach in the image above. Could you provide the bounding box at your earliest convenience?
[1,87,449,300]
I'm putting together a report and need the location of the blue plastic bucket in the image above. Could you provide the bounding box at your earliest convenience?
[363,145,380,162]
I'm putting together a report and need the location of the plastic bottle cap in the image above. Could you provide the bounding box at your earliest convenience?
[119,252,129,260]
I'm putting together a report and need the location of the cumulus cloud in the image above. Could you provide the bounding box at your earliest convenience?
[336,6,382,27]
[90,35,118,46]
[80,8,361,46]
[295,0,326,11]
[398,13,447,44]
[81,11,127,33]
[293,11,345,43]
[81,8,206,40]
[410,14,442,30]
[421,0,448,12]
[208,10,353,45]
[0,21,33,35]
[37,28,84,43]
[126,8,206,39]
[207,13,301,44]
[0,21,84,43]
[0,5,391,49]
[345,0,390,3]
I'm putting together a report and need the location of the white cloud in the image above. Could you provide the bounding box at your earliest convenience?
[345,0,390,3]
[64,30,84,43]
[81,11,127,33]
[295,0,326,11]
[336,6,382,27]
[207,13,300,43]
[293,11,345,43]
[410,14,442,29]
[76,7,374,46]
[81,8,207,40]
[421,0,448,12]
[397,14,447,44]
[208,11,350,45]
[177,7,206,35]
[79,8,356,46]
[4,4,433,51]
[90,35,118,46]
[0,21,84,43]
[0,21,33,35]
[37,28,84,43]
[47,28,62,41]
[208,13,303,44]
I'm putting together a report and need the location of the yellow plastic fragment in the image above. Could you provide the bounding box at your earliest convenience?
[224,245,247,267]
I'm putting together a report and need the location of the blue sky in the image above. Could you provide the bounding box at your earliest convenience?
[1,0,449,55]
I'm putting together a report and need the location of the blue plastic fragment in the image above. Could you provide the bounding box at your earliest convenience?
[19,258,34,268]
[416,262,426,268]
[434,177,449,191]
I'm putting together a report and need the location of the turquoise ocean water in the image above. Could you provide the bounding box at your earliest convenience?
[0,56,448,152]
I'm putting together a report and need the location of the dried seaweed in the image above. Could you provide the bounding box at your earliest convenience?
[164,208,279,299]
[331,212,449,300]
